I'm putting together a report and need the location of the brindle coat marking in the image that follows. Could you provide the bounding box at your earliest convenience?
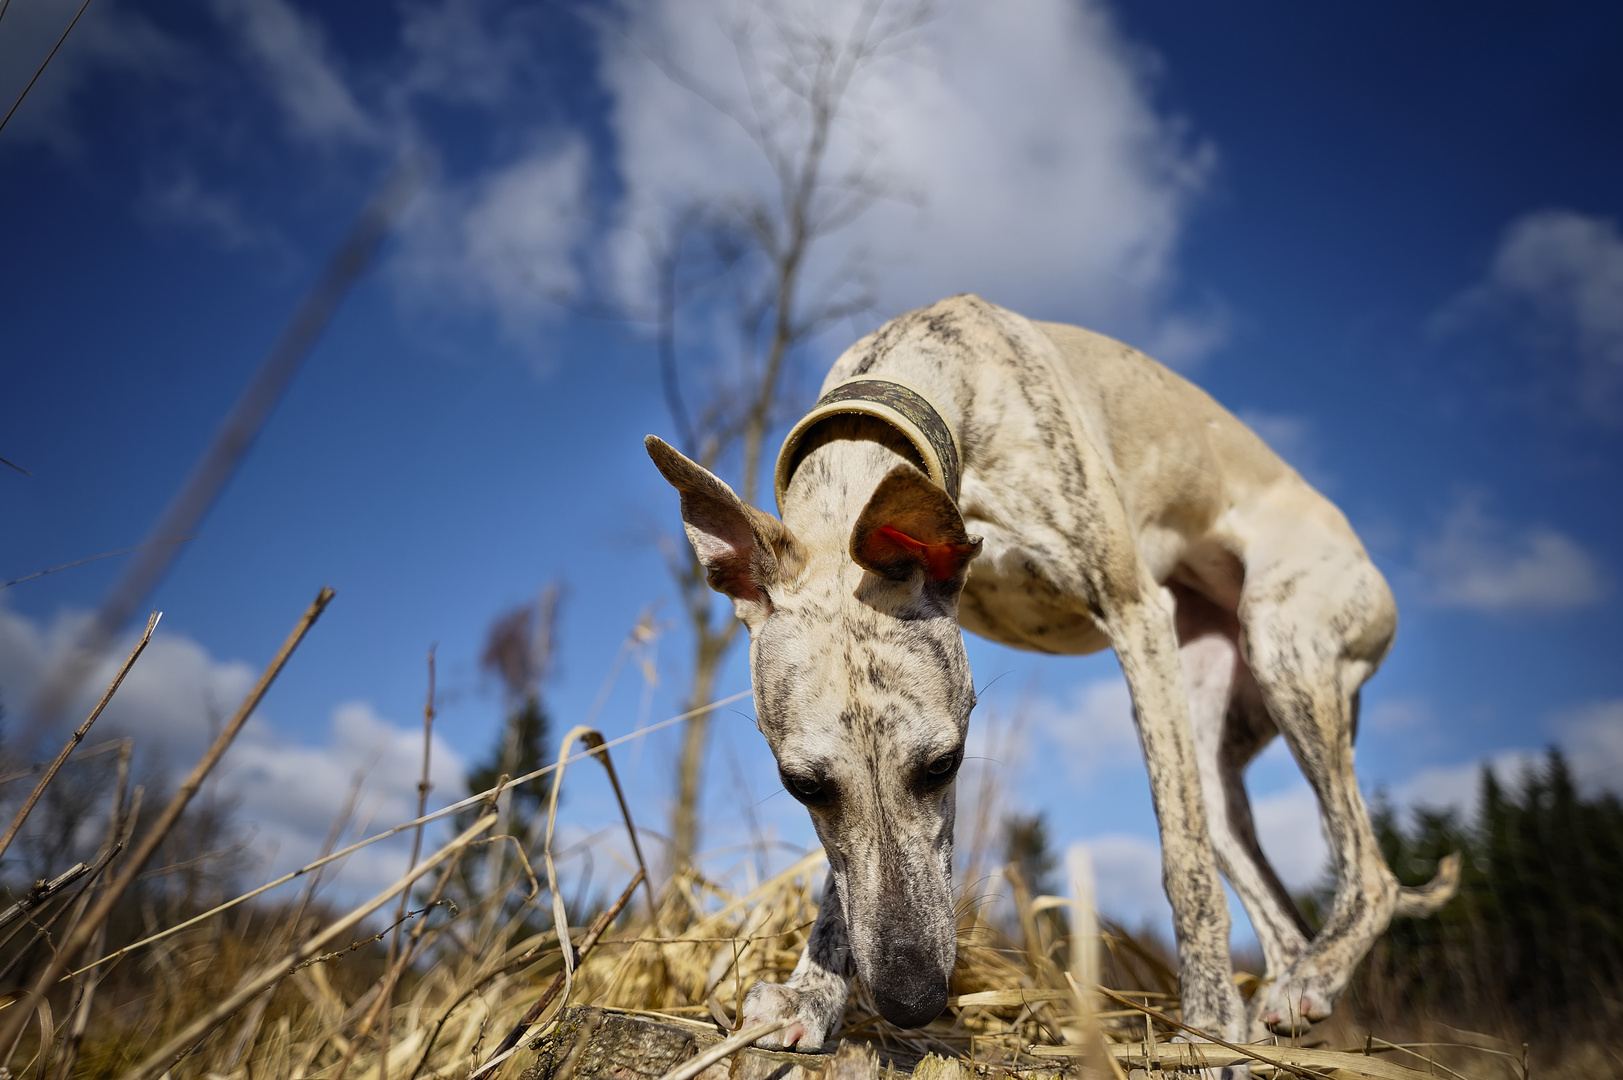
[645,295,1458,1049]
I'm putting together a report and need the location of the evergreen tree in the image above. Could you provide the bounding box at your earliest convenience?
[1342,747,1623,1033]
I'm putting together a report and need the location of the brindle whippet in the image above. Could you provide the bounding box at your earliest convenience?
[646,294,1458,1048]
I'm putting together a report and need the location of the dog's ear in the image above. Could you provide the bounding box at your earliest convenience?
[851,463,982,587]
[645,436,803,620]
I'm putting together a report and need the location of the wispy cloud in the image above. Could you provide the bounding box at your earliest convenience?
[1251,781,1328,892]
[1416,491,1606,613]
[1029,675,1140,779]
[1554,699,1623,799]
[396,0,537,107]
[138,170,286,254]
[1363,696,1432,737]
[211,0,381,148]
[1434,208,1623,419]
[390,137,591,345]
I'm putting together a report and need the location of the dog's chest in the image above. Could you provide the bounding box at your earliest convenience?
[955,525,1111,655]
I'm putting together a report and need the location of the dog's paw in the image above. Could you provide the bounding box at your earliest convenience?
[741,980,843,1052]
[1258,977,1335,1036]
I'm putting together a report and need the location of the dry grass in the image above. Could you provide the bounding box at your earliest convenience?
[2,605,1613,1080]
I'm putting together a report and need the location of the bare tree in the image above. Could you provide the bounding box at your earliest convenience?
[636,0,930,870]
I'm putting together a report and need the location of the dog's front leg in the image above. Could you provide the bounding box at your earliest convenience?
[741,875,853,1051]
[1112,591,1250,1045]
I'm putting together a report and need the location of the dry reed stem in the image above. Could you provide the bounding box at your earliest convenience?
[0,588,333,1059]
[113,812,498,1080]
[378,646,439,1080]
[1094,985,1325,1080]
[0,611,159,865]
[654,1019,794,1080]
[578,730,659,923]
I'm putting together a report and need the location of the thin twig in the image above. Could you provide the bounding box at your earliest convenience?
[335,851,464,1080]
[292,901,452,972]
[377,644,438,1079]
[51,741,132,1080]
[0,738,125,785]
[0,589,333,1058]
[597,920,816,946]
[579,731,658,922]
[0,0,94,137]
[0,611,159,865]
[1,537,194,591]
[0,863,90,932]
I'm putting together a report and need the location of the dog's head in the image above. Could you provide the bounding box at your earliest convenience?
[646,435,981,1030]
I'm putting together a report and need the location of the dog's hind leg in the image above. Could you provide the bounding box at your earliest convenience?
[1237,545,1402,1035]
[1175,585,1313,1024]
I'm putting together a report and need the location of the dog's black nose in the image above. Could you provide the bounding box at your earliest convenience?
[873,975,948,1029]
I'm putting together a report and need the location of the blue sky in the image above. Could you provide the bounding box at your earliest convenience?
[2,0,1620,932]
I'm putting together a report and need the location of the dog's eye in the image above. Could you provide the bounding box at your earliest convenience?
[926,750,961,780]
[780,769,828,804]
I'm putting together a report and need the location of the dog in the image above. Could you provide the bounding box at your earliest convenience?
[645,294,1458,1049]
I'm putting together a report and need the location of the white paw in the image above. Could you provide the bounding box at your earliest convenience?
[1259,979,1334,1035]
[741,980,843,1052]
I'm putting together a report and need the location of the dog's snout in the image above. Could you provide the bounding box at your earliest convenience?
[871,963,948,1029]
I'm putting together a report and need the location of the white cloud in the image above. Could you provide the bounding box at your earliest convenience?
[225,701,467,888]
[211,0,379,147]
[1082,832,1169,928]
[1250,780,1327,892]
[1386,748,1543,823]
[601,0,1219,364]
[0,602,464,897]
[1489,211,1623,374]
[138,171,283,254]
[1554,699,1623,798]
[1363,696,1431,737]
[1436,209,1623,417]
[391,137,591,341]
[1030,675,1139,778]
[1417,492,1606,613]
[396,0,534,107]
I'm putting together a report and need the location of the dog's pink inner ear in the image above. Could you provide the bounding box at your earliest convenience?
[874,524,978,582]
[851,464,982,584]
